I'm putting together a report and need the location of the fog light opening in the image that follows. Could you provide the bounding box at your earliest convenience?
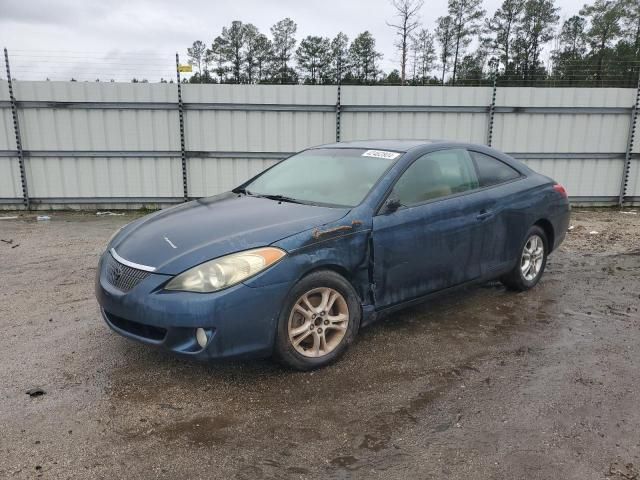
[195,328,208,349]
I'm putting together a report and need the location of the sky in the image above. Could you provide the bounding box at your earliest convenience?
[0,0,587,81]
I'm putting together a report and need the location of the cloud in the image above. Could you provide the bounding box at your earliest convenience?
[0,0,110,26]
[1,0,588,81]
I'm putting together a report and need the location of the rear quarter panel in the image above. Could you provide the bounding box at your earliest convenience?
[491,172,569,271]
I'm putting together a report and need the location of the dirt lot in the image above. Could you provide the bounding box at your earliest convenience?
[0,208,639,479]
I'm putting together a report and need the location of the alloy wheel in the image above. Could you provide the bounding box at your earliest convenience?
[521,234,544,281]
[288,287,349,358]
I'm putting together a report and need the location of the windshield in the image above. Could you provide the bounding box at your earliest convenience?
[242,148,399,207]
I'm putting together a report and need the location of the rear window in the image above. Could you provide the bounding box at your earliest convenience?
[470,151,521,187]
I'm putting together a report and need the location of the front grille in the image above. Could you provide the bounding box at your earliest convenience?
[105,253,150,292]
[104,311,167,341]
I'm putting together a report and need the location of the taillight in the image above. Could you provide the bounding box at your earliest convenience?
[553,183,568,198]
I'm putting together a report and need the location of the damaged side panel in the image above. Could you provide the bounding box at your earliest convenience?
[246,218,375,307]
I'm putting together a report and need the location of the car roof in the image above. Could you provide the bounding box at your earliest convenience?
[308,140,533,174]
[313,139,445,152]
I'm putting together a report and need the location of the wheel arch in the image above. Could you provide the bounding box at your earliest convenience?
[299,264,357,293]
[533,218,555,252]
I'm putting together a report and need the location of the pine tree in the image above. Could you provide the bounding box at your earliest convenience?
[447,0,486,84]
[330,32,350,82]
[412,28,437,83]
[619,0,640,58]
[187,40,207,74]
[551,15,588,84]
[209,36,228,83]
[515,0,560,80]
[485,0,525,73]
[220,21,246,83]
[349,32,383,83]
[580,0,624,80]
[243,24,262,83]
[296,36,332,84]
[271,18,298,83]
[436,16,455,82]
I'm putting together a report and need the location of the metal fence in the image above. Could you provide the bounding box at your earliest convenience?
[1,64,639,210]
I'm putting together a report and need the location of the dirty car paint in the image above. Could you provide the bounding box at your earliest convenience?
[95,140,570,360]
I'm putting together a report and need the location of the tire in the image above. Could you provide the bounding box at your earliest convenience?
[273,270,361,371]
[501,225,548,292]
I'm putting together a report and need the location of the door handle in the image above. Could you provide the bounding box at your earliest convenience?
[476,210,493,221]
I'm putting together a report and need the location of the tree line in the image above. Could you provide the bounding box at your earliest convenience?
[185,0,640,87]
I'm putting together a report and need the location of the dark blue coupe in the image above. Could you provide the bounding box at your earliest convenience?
[96,140,570,370]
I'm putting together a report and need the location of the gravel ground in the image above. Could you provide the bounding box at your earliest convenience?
[0,207,639,479]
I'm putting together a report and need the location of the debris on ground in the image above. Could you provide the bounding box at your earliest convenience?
[25,388,46,398]
[36,216,51,221]
[608,462,638,479]
[620,211,637,215]
[568,225,575,230]
[1,239,13,244]
[11,244,19,249]
[589,230,599,234]
[96,211,125,216]
[0,216,19,220]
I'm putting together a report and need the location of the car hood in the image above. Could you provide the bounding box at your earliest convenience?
[112,192,350,275]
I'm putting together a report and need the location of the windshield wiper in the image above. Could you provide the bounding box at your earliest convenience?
[256,193,303,204]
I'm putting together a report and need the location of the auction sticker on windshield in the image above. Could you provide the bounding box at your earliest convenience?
[362,150,401,159]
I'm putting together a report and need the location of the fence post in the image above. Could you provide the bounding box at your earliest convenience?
[486,71,498,147]
[618,71,640,206]
[335,57,342,143]
[175,53,189,202]
[4,47,30,209]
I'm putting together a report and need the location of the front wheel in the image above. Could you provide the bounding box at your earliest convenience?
[501,225,548,291]
[274,270,361,370]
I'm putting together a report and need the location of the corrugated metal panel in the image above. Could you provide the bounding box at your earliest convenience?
[626,159,640,199]
[26,156,182,199]
[341,86,491,143]
[0,109,15,150]
[0,82,20,201]
[0,157,22,199]
[493,88,635,153]
[183,85,336,152]
[15,82,179,151]
[0,81,638,207]
[493,113,630,153]
[0,82,14,152]
[520,158,624,197]
[184,110,335,152]
[187,157,280,197]
[181,84,336,105]
[9,82,179,201]
[18,107,179,151]
[14,81,177,102]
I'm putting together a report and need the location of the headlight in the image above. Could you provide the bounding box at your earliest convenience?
[165,247,286,293]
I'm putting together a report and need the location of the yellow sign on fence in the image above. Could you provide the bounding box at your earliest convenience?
[178,65,192,73]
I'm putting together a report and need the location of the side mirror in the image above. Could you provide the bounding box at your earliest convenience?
[383,195,402,214]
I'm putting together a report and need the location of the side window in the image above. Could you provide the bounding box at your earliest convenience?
[392,149,479,206]
[470,151,520,187]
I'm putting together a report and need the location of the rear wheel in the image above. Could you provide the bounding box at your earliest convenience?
[501,225,548,291]
[274,271,360,370]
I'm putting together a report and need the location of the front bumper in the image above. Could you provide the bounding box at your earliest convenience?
[95,253,292,360]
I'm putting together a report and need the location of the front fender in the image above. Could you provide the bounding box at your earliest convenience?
[243,227,373,304]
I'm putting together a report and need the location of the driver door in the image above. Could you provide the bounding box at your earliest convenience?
[371,149,490,308]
